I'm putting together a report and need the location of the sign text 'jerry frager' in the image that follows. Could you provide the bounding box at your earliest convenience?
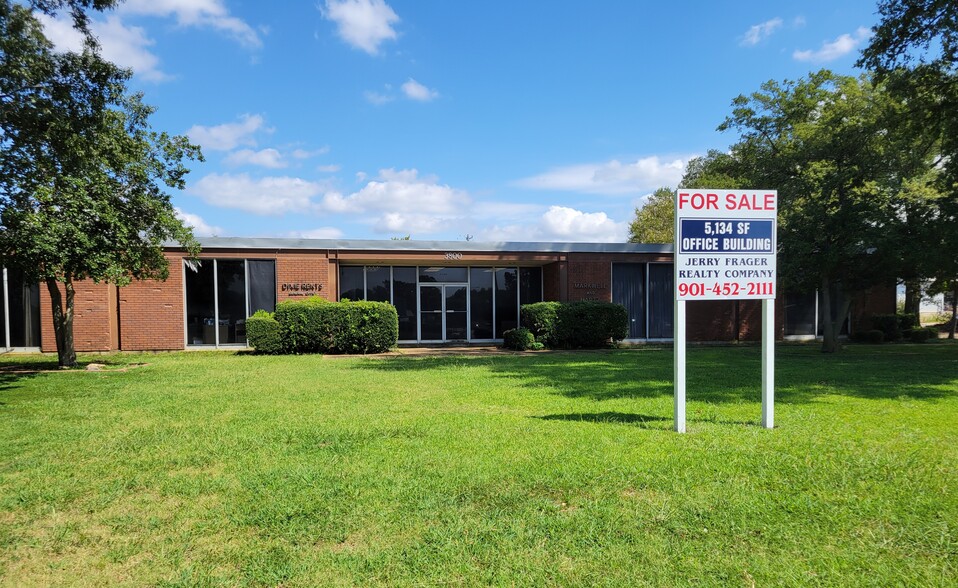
[675,190,777,300]
[673,189,777,434]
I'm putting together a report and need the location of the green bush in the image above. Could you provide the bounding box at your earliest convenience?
[871,314,903,341]
[554,301,629,348]
[246,310,284,354]
[521,302,561,346]
[851,329,885,344]
[897,313,919,331]
[273,296,398,354]
[502,327,535,351]
[904,327,937,343]
[331,300,399,354]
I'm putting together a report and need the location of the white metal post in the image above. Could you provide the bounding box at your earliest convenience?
[674,298,686,433]
[762,298,775,428]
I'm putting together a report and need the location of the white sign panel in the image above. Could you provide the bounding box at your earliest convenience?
[674,190,777,300]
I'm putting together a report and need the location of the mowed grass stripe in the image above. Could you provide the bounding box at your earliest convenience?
[0,344,955,586]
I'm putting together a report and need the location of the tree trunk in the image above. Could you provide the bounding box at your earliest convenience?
[950,286,957,340]
[46,276,77,368]
[820,277,851,354]
[902,280,921,323]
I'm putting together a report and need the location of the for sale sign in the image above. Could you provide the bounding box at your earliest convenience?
[674,190,777,300]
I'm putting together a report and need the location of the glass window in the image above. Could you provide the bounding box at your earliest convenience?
[784,291,817,336]
[217,260,247,345]
[339,266,364,301]
[494,268,518,338]
[6,268,40,347]
[612,263,646,339]
[365,266,391,302]
[648,264,673,338]
[392,267,418,340]
[247,260,276,315]
[519,267,543,306]
[470,267,494,339]
[185,261,215,345]
[419,267,467,283]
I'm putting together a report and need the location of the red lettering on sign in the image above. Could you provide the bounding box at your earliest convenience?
[678,192,719,210]
[725,192,775,210]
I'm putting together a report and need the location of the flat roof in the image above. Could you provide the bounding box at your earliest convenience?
[179,237,673,254]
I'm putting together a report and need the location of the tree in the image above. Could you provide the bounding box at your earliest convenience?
[860,0,958,332]
[628,187,674,243]
[0,1,201,367]
[717,70,930,353]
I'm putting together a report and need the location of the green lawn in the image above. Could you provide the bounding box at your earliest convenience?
[1,344,956,587]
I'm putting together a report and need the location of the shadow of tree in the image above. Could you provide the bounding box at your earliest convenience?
[353,344,958,405]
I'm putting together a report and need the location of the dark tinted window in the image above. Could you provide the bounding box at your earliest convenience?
[494,268,518,338]
[519,267,543,306]
[339,266,364,301]
[470,267,494,339]
[392,267,418,340]
[248,260,276,315]
[365,266,391,302]
[419,266,468,283]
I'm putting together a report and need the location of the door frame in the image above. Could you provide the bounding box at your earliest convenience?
[417,283,470,342]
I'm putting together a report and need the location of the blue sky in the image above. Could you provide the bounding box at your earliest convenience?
[38,0,881,242]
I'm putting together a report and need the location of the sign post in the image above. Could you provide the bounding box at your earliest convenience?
[673,189,778,432]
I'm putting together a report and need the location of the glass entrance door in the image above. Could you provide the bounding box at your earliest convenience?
[419,284,468,342]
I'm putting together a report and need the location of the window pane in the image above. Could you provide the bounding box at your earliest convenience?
[419,267,467,283]
[248,260,276,315]
[494,268,518,338]
[470,267,494,339]
[519,267,543,306]
[446,285,468,340]
[420,285,442,340]
[785,291,817,336]
[339,266,364,301]
[612,263,646,339]
[392,267,418,341]
[7,268,40,347]
[648,264,673,338]
[365,266,391,302]
[186,260,215,345]
[217,260,247,344]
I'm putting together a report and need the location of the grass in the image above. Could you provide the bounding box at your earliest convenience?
[0,343,956,586]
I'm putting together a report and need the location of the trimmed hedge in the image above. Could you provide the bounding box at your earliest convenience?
[521,300,629,349]
[503,327,536,351]
[851,329,885,344]
[520,302,561,346]
[246,310,284,354]
[904,327,937,343]
[255,296,398,355]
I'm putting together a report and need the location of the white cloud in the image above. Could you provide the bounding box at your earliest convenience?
[175,208,223,237]
[317,164,342,173]
[36,14,171,82]
[186,115,266,151]
[401,78,439,101]
[323,0,399,55]
[514,156,689,196]
[224,148,287,169]
[364,89,395,105]
[740,18,782,46]
[121,0,262,48]
[189,173,325,215]
[793,27,871,62]
[321,168,469,215]
[285,227,345,239]
[291,147,330,159]
[481,206,627,243]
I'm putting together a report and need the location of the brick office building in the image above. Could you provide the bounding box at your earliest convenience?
[0,238,894,352]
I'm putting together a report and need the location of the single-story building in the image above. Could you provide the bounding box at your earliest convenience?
[0,238,895,352]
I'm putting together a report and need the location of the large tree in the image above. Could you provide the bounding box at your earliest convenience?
[0,1,200,367]
[628,187,674,244]
[860,0,958,331]
[717,70,931,352]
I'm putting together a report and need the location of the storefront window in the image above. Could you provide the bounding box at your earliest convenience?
[494,268,518,338]
[470,267,494,339]
[185,259,276,346]
[2,268,41,348]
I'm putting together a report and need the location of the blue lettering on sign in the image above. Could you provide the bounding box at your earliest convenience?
[680,219,774,254]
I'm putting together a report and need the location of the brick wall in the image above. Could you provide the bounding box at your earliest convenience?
[567,261,612,302]
[118,253,186,351]
[40,280,116,352]
[278,253,331,303]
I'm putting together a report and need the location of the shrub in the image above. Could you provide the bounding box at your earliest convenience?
[851,329,885,344]
[554,301,629,348]
[521,302,561,346]
[897,313,919,331]
[330,300,399,354]
[273,296,398,354]
[904,327,936,343]
[246,310,284,354]
[502,327,535,351]
[871,314,902,341]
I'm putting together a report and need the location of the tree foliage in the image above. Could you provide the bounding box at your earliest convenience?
[628,187,674,244]
[714,71,936,352]
[0,1,201,366]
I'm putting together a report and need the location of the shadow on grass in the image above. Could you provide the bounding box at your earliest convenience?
[534,411,759,429]
[353,344,958,405]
